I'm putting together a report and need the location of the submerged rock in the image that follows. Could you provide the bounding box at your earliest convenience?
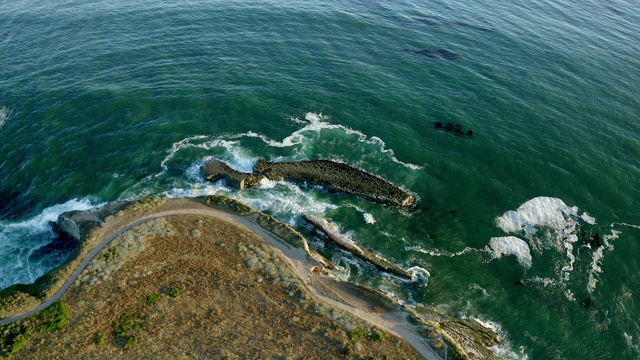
[254,159,415,207]
[415,48,460,60]
[200,160,267,190]
[302,213,414,280]
[434,122,474,138]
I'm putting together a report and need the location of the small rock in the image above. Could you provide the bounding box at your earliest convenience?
[354,342,363,352]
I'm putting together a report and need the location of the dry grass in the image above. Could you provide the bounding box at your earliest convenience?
[13,215,422,359]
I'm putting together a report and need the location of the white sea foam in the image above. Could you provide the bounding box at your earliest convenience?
[495,197,589,247]
[406,266,430,285]
[362,212,376,224]
[0,198,104,289]
[580,212,596,224]
[468,283,490,297]
[0,198,100,233]
[495,197,599,282]
[190,112,422,170]
[528,276,560,287]
[586,229,620,293]
[612,222,640,230]
[0,106,9,129]
[490,344,529,360]
[488,236,532,269]
[165,153,340,228]
[464,317,528,360]
[624,333,640,355]
[587,246,605,293]
[346,204,377,224]
[405,245,481,257]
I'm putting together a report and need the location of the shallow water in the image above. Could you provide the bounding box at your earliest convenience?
[1,1,639,358]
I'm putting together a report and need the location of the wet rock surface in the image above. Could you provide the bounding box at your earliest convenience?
[303,213,414,280]
[254,159,415,207]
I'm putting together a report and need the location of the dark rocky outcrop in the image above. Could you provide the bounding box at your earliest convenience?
[434,122,473,137]
[582,231,602,250]
[53,202,129,243]
[254,159,415,207]
[411,305,503,360]
[200,160,267,190]
[302,213,414,280]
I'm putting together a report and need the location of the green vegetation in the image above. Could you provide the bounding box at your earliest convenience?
[369,330,387,342]
[35,300,70,333]
[93,332,105,346]
[0,301,71,357]
[113,311,143,350]
[146,293,160,305]
[348,327,367,342]
[113,311,142,338]
[168,287,183,298]
[102,247,119,263]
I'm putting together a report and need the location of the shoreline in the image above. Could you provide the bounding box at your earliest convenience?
[1,196,500,359]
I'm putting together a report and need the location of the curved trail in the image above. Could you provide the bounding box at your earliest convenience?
[0,207,440,360]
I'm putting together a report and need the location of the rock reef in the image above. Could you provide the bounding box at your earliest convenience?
[302,213,414,280]
[200,159,267,190]
[253,159,415,207]
[435,122,473,137]
[199,158,415,207]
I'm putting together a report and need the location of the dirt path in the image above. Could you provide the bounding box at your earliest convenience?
[0,207,441,360]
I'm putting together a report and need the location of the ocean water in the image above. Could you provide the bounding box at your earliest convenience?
[1,0,639,358]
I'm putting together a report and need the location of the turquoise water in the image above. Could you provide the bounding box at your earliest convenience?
[1,0,639,358]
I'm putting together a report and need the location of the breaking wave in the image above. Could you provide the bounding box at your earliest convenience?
[157,112,422,176]
[488,236,532,269]
[0,198,104,289]
[490,196,629,297]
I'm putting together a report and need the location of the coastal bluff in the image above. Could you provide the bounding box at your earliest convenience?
[201,158,416,207]
[1,196,502,360]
